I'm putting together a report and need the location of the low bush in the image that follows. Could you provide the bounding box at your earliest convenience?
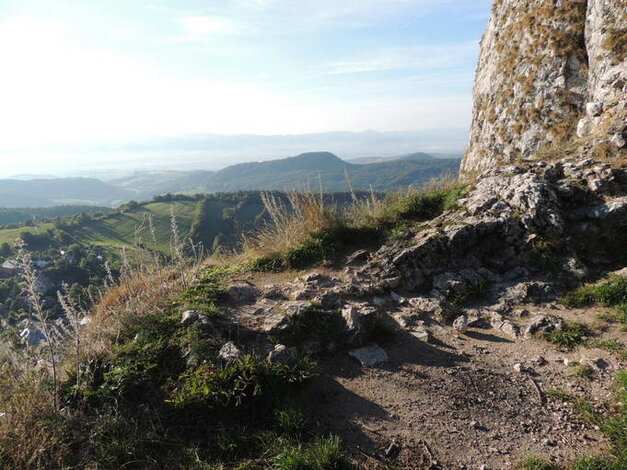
[172,355,318,410]
[541,322,588,349]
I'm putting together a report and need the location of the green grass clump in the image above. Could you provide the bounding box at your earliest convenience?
[548,371,627,469]
[273,436,357,470]
[585,339,627,361]
[363,184,466,232]
[172,355,318,409]
[178,265,243,315]
[447,280,489,307]
[270,304,348,347]
[563,277,627,309]
[545,388,575,401]
[285,235,339,270]
[542,322,588,349]
[518,457,558,470]
[527,237,567,273]
[246,255,285,272]
[274,404,309,437]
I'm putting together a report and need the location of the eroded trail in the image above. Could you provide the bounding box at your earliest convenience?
[224,266,623,469]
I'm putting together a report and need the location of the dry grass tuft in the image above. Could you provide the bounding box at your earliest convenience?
[239,174,465,265]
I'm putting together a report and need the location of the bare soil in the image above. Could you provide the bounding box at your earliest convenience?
[229,269,626,469]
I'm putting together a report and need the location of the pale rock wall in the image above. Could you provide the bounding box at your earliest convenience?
[462,0,626,175]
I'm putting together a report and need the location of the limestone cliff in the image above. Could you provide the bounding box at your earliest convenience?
[461,0,627,175]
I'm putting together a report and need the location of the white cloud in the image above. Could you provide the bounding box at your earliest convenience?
[320,42,478,75]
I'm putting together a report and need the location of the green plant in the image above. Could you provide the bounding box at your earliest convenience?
[285,235,338,269]
[527,236,566,273]
[246,255,285,272]
[275,404,308,437]
[178,265,242,315]
[517,456,558,470]
[563,277,627,310]
[585,339,627,361]
[541,322,588,349]
[447,280,489,307]
[545,388,575,401]
[273,436,357,470]
[172,356,318,409]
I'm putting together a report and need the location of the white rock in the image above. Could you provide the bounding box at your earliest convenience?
[453,315,469,333]
[268,344,296,365]
[349,345,388,367]
[217,341,240,364]
[586,102,603,117]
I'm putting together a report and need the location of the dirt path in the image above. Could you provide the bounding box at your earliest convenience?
[227,269,624,469]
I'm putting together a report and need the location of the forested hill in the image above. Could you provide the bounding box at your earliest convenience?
[0,152,460,207]
[180,151,460,194]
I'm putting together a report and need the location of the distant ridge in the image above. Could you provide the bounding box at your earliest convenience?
[347,152,437,164]
[197,151,460,193]
[0,151,461,207]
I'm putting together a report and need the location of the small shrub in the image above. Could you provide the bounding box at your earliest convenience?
[527,236,566,273]
[585,339,627,361]
[542,322,588,349]
[247,255,284,273]
[172,356,318,409]
[545,388,575,402]
[571,455,619,470]
[447,281,489,307]
[179,265,242,315]
[274,404,308,437]
[285,236,338,270]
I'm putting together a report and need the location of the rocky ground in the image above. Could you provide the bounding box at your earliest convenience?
[188,158,627,469]
[214,268,624,469]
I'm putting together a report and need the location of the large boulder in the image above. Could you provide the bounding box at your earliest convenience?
[227,282,260,303]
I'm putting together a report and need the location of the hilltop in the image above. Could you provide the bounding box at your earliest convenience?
[0,152,460,207]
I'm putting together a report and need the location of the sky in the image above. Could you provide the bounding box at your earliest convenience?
[0,0,492,176]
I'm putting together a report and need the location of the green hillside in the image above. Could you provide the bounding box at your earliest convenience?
[0,191,368,259]
[198,152,460,193]
[0,205,110,226]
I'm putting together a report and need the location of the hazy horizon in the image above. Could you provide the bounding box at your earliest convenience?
[0,129,467,179]
[0,0,490,177]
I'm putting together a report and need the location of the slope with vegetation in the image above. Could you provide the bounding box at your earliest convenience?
[0,156,625,469]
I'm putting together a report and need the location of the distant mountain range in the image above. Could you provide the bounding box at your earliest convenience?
[0,151,461,208]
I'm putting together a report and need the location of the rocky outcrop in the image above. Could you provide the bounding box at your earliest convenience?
[462,0,626,174]
[350,159,627,301]
[228,158,625,362]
